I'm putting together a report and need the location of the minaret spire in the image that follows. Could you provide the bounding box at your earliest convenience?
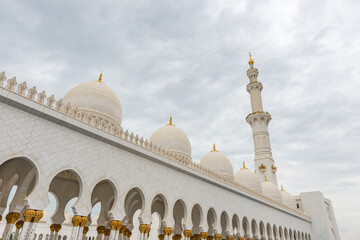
[245,53,278,185]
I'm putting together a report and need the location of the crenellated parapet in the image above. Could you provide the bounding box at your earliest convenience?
[0,71,306,217]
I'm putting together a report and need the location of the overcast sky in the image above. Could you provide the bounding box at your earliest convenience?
[1,0,359,239]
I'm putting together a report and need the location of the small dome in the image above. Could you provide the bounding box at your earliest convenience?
[63,74,122,127]
[39,210,49,223]
[280,185,297,208]
[235,162,262,192]
[261,177,282,202]
[150,117,191,162]
[200,144,234,179]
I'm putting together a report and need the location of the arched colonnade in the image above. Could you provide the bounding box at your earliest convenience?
[0,157,311,240]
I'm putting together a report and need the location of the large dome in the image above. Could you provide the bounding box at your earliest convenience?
[63,74,123,127]
[280,185,297,208]
[234,162,262,193]
[200,144,234,180]
[261,177,282,202]
[150,117,191,163]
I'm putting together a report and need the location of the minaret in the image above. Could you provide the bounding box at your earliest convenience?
[245,53,278,185]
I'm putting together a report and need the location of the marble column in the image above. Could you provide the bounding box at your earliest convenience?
[2,212,20,240]
[28,210,44,240]
[96,226,106,240]
[183,230,192,240]
[18,210,35,240]
[70,216,83,240]
[163,227,173,240]
[14,220,24,240]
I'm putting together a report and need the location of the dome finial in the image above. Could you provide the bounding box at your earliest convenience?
[264,175,268,182]
[281,184,284,191]
[98,73,102,83]
[248,52,254,66]
[211,143,218,152]
[168,116,173,126]
[242,161,247,169]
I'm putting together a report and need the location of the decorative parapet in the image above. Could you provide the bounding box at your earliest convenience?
[0,71,310,221]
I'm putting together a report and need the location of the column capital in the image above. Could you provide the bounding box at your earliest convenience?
[183,230,192,238]
[200,232,208,239]
[163,227,173,236]
[120,225,127,234]
[50,224,56,231]
[6,212,20,224]
[110,220,118,230]
[207,236,214,240]
[80,216,88,227]
[237,238,244,240]
[83,227,89,234]
[226,236,234,240]
[54,224,62,232]
[16,220,24,229]
[125,229,132,237]
[33,210,44,223]
[72,215,83,227]
[139,224,147,233]
[172,234,182,240]
[23,209,36,222]
[158,234,165,240]
[104,229,111,236]
[116,221,123,231]
[97,226,106,234]
[214,234,222,240]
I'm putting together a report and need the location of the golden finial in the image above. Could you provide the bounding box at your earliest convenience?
[211,143,218,152]
[167,116,173,126]
[264,175,268,182]
[281,185,284,191]
[248,52,254,65]
[98,73,102,83]
[242,161,247,169]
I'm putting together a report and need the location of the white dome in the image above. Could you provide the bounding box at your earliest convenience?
[200,144,234,179]
[280,186,297,208]
[234,163,262,192]
[63,75,122,127]
[261,179,282,202]
[150,118,191,162]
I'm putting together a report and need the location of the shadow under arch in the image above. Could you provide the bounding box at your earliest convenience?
[91,179,118,226]
[124,187,145,227]
[191,203,203,235]
[48,169,83,224]
[173,199,187,235]
[0,156,39,214]
[206,207,217,236]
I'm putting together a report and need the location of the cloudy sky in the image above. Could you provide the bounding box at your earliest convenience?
[1,0,359,238]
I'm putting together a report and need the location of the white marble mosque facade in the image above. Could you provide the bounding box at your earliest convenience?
[0,57,340,240]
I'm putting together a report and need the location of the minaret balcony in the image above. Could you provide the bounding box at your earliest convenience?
[246,111,272,127]
[246,81,263,93]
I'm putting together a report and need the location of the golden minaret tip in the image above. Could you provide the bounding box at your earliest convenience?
[264,175,268,182]
[98,73,102,83]
[168,116,174,126]
[248,52,254,65]
[281,185,284,191]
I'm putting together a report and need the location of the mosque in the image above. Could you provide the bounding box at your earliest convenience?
[0,55,340,240]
